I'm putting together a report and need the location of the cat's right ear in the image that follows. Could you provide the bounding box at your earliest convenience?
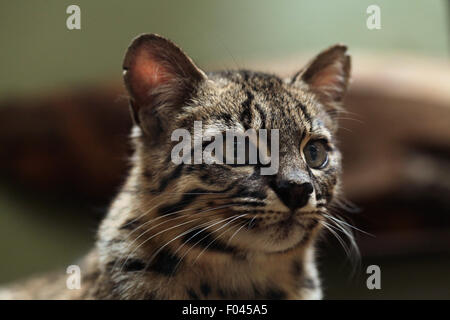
[123,34,207,138]
[292,44,350,116]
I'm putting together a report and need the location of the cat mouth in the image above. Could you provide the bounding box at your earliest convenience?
[277,214,298,227]
[257,213,301,232]
[237,210,321,252]
[237,209,320,234]
[274,210,319,225]
[265,211,321,237]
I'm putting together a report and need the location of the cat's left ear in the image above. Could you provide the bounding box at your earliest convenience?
[292,44,350,113]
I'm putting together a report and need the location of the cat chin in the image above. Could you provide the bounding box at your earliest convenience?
[235,221,308,253]
[262,222,308,252]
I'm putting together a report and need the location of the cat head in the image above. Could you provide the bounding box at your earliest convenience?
[122,34,350,253]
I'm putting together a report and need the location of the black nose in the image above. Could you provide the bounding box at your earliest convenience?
[272,181,313,211]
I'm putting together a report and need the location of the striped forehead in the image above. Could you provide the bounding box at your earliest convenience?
[185,71,331,139]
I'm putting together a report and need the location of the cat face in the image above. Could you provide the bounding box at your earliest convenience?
[123,34,350,252]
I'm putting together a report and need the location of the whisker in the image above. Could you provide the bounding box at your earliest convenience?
[121,196,229,242]
[191,214,248,264]
[116,204,234,274]
[148,214,234,260]
[118,217,203,274]
[119,193,167,232]
[111,207,202,272]
[332,197,361,213]
[226,219,250,245]
[320,221,351,258]
[337,126,353,133]
[336,109,363,118]
[334,117,365,124]
[323,213,374,237]
[157,214,242,285]
[321,218,360,268]
[170,214,240,269]
[147,214,240,278]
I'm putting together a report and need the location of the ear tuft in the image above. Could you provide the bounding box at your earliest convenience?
[293,44,351,110]
[122,34,206,134]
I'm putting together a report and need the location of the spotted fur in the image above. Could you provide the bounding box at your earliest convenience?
[0,34,352,300]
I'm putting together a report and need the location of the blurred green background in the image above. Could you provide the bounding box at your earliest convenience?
[0,0,449,299]
[0,0,447,97]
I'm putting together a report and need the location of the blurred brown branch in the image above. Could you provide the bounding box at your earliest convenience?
[0,86,132,203]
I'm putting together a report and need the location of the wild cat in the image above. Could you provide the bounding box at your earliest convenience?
[0,34,354,299]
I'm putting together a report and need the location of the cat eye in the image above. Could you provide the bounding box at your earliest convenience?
[303,140,329,169]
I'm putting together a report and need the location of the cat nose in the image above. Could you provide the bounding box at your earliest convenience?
[273,180,313,211]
